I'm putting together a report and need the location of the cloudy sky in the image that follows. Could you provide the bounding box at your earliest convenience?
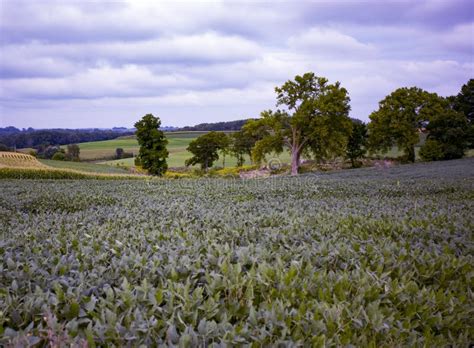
[0,0,472,129]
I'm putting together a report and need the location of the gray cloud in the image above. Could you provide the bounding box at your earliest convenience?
[0,0,472,128]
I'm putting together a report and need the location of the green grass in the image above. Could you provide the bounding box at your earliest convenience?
[68,132,207,162]
[39,159,129,174]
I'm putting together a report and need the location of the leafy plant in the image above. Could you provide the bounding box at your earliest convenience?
[1,158,473,346]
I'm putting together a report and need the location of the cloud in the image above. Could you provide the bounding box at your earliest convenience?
[0,65,206,99]
[0,1,472,128]
[288,28,376,58]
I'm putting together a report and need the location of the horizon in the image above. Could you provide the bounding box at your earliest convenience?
[1,0,472,129]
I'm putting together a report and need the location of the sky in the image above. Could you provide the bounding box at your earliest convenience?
[0,0,473,129]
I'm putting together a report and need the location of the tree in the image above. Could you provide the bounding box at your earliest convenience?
[452,79,474,122]
[0,143,11,151]
[368,87,443,162]
[346,119,367,167]
[185,131,227,171]
[134,114,169,176]
[450,79,474,148]
[250,72,352,175]
[37,145,63,159]
[66,144,80,161]
[219,133,231,167]
[230,127,260,167]
[115,148,124,159]
[420,107,469,160]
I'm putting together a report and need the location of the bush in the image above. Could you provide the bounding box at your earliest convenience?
[420,139,445,161]
[52,152,66,161]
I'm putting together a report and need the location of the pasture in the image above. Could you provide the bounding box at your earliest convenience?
[1,158,473,346]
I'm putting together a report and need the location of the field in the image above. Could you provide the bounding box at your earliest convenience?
[0,152,146,180]
[58,132,286,168]
[70,132,208,165]
[1,158,473,346]
[0,152,47,169]
[38,159,129,174]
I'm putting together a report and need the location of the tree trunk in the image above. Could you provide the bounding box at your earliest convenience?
[291,148,300,176]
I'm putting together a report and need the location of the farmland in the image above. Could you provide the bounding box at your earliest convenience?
[1,158,473,346]
[0,152,145,180]
[59,132,288,168]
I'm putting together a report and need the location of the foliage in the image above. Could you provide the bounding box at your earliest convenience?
[185,131,227,171]
[115,148,133,160]
[116,147,124,159]
[346,119,368,167]
[52,152,66,161]
[134,114,169,176]
[251,72,352,175]
[230,127,261,167]
[66,144,80,161]
[421,108,469,160]
[419,139,445,161]
[0,143,12,151]
[36,145,64,160]
[451,78,474,122]
[450,79,474,148]
[0,128,133,149]
[218,133,231,167]
[368,87,443,162]
[1,158,473,346]
[178,119,254,132]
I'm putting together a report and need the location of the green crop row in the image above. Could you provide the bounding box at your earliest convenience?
[0,167,148,180]
[1,158,473,346]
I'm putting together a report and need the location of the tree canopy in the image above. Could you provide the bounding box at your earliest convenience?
[420,107,469,161]
[346,119,368,167]
[185,131,227,171]
[249,72,352,175]
[368,87,445,162]
[134,114,169,176]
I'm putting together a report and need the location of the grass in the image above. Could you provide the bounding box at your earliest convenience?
[39,159,129,174]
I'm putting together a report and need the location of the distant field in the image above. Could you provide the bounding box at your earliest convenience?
[0,152,47,169]
[0,152,144,179]
[76,131,275,168]
[65,132,207,162]
[39,159,129,174]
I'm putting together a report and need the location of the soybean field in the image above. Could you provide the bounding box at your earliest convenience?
[0,158,473,346]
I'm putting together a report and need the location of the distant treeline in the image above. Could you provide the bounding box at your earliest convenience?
[177,119,254,132]
[0,128,134,149]
[0,119,253,149]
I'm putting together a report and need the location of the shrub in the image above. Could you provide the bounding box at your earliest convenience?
[52,152,66,161]
[420,139,445,161]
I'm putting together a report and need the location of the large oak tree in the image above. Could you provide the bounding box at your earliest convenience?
[249,72,352,175]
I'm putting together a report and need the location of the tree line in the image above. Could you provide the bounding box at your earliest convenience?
[0,128,134,149]
[135,73,473,176]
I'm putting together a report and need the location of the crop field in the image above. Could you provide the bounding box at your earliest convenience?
[38,159,129,174]
[0,152,47,169]
[70,132,208,163]
[0,152,146,180]
[1,158,473,346]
